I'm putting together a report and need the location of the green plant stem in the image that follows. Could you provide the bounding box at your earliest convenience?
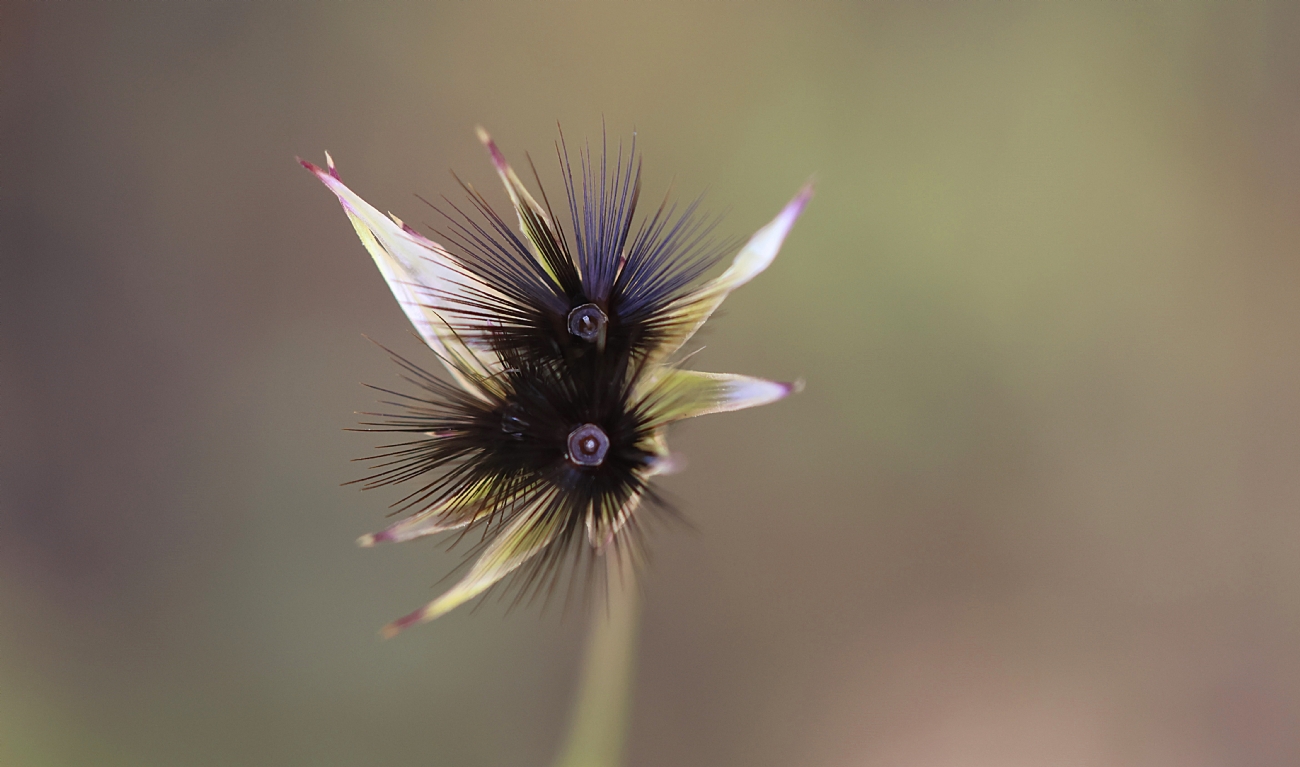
[551,560,640,767]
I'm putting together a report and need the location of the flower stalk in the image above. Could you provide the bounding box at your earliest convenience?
[552,559,640,767]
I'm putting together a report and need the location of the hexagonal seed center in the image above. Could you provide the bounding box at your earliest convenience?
[567,303,607,342]
[567,423,609,467]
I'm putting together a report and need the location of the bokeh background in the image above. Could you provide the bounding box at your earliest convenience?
[4,2,1300,765]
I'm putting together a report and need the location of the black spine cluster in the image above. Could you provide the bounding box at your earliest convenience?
[355,133,726,603]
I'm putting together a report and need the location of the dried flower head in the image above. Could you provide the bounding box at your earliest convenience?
[302,129,810,636]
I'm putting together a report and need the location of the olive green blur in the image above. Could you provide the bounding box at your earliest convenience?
[3,2,1299,765]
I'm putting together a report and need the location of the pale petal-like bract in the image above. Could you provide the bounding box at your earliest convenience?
[301,155,502,394]
[647,183,814,366]
[380,494,563,637]
[357,493,489,547]
[640,369,801,427]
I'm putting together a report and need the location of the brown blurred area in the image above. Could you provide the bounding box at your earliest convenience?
[3,2,1300,765]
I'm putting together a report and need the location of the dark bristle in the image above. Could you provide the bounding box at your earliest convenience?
[398,128,732,372]
[353,336,679,606]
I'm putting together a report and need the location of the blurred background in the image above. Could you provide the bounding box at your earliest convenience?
[3,2,1300,765]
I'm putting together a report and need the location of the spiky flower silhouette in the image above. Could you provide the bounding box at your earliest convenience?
[302,129,810,636]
